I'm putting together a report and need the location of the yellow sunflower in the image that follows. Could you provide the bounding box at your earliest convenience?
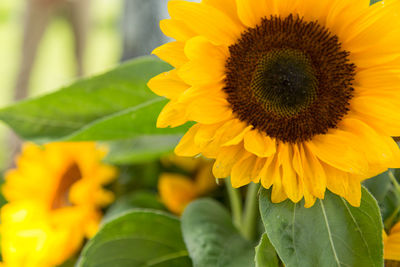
[158,155,217,215]
[1,142,117,267]
[148,0,400,207]
[384,221,400,264]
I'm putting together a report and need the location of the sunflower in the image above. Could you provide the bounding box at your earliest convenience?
[384,221,400,266]
[148,0,400,207]
[158,155,217,214]
[1,142,117,267]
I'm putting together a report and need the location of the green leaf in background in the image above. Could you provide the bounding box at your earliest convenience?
[57,258,77,267]
[370,0,382,5]
[103,135,181,165]
[102,191,166,223]
[255,234,279,267]
[78,210,192,267]
[363,171,392,203]
[259,187,383,267]
[181,199,255,267]
[382,170,400,230]
[0,56,189,142]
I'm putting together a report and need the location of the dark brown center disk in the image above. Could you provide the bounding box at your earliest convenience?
[224,15,356,143]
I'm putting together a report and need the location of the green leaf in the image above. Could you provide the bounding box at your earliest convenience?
[259,187,383,267]
[363,171,391,203]
[255,234,279,267]
[181,199,255,267]
[0,56,189,142]
[370,0,382,5]
[103,135,180,164]
[78,210,192,267]
[102,191,166,223]
[57,258,77,267]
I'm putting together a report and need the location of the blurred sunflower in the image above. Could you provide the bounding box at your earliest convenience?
[148,0,400,207]
[384,221,400,265]
[158,155,217,215]
[1,142,117,267]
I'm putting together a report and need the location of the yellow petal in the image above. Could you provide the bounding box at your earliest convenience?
[384,222,400,261]
[223,125,252,146]
[323,162,348,198]
[355,68,400,92]
[194,161,217,194]
[213,145,243,178]
[259,156,278,189]
[178,36,228,86]
[178,85,232,124]
[157,100,188,128]
[203,119,248,152]
[344,174,362,207]
[341,0,400,68]
[322,162,362,207]
[270,167,288,204]
[301,144,327,199]
[235,0,274,28]
[324,0,370,38]
[186,96,232,124]
[296,0,333,25]
[152,41,187,68]
[158,173,198,215]
[340,118,400,168]
[231,153,257,188]
[307,129,368,174]
[147,70,189,99]
[244,130,276,157]
[351,96,400,136]
[303,186,317,208]
[168,0,243,46]
[160,19,196,42]
[278,143,303,203]
[203,0,242,25]
[251,157,267,184]
[175,124,202,157]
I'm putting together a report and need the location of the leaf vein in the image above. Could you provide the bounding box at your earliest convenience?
[319,199,341,267]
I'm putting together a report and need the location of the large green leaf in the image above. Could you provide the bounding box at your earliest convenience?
[103,135,180,164]
[102,191,166,223]
[255,234,279,267]
[181,199,255,267]
[0,56,188,142]
[78,210,192,267]
[259,187,383,267]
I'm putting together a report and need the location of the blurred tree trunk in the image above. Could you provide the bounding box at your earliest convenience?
[121,0,169,61]
[8,0,91,168]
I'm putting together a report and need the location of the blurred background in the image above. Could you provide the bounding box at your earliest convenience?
[0,0,180,171]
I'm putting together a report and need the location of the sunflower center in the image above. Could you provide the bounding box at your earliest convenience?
[251,49,318,117]
[51,162,82,210]
[224,15,356,143]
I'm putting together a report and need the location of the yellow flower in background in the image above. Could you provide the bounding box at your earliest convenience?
[148,0,400,207]
[1,142,117,267]
[384,221,400,263]
[158,156,217,215]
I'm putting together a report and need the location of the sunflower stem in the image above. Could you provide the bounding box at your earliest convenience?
[388,170,400,193]
[242,182,260,241]
[226,179,243,231]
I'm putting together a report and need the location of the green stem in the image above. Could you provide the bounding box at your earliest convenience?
[242,182,260,241]
[385,206,400,230]
[226,179,243,230]
[385,170,400,229]
[388,170,400,193]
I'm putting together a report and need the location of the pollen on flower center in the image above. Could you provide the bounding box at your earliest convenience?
[251,49,318,118]
[224,15,356,143]
[51,162,82,210]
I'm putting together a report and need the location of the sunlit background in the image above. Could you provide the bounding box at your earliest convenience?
[0,0,174,170]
